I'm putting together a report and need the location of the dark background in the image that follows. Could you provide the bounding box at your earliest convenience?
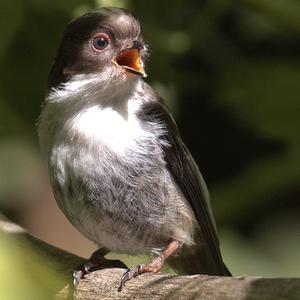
[0,0,299,277]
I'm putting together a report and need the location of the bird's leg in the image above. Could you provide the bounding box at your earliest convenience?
[73,248,127,287]
[118,239,181,291]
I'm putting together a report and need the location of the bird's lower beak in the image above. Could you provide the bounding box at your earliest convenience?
[112,48,147,78]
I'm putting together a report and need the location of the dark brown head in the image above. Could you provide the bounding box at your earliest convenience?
[48,7,147,89]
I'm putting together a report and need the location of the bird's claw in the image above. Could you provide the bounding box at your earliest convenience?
[72,270,81,288]
[118,264,144,291]
[72,262,93,288]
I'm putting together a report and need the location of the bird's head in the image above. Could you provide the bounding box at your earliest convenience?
[48,7,147,90]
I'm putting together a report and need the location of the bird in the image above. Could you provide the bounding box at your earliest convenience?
[38,7,231,290]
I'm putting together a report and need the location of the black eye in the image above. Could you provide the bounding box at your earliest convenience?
[92,34,110,51]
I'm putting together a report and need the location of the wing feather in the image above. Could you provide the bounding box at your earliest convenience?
[139,97,229,275]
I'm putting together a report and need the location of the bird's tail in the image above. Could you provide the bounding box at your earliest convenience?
[168,238,231,276]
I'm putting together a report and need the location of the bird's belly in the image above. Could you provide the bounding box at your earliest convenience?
[49,107,195,254]
[50,139,195,254]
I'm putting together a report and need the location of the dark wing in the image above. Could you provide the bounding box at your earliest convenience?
[139,96,230,276]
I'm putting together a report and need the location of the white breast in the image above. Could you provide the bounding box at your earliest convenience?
[71,99,145,155]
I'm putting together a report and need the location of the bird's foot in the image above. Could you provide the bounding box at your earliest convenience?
[73,261,95,288]
[118,239,181,291]
[73,248,127,288]
[118,255,164,291]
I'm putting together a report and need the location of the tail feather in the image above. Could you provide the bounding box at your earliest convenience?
[168,242,231,276]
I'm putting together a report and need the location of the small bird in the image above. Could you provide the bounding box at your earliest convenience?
[38,7,230,289]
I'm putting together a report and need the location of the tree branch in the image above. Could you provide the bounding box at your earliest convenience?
[57,269,299,300]
[1,217,299,300]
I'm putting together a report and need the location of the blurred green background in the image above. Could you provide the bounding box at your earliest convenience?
[0,0,299,287]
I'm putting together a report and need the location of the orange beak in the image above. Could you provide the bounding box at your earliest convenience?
[113,48,147,78]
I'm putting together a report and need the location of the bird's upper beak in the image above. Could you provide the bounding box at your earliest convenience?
[112,45,147,78]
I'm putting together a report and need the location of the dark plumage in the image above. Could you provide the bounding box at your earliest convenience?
[48,8,143,89]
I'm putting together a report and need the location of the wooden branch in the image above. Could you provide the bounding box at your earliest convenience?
[1,216,299,300]
[57,269,300,300]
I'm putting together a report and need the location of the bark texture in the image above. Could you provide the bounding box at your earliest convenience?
[56,269,299,300]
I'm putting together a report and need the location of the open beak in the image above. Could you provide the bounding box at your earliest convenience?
[112,48,147,78]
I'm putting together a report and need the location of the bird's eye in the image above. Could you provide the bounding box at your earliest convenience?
[92,34,110,51]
